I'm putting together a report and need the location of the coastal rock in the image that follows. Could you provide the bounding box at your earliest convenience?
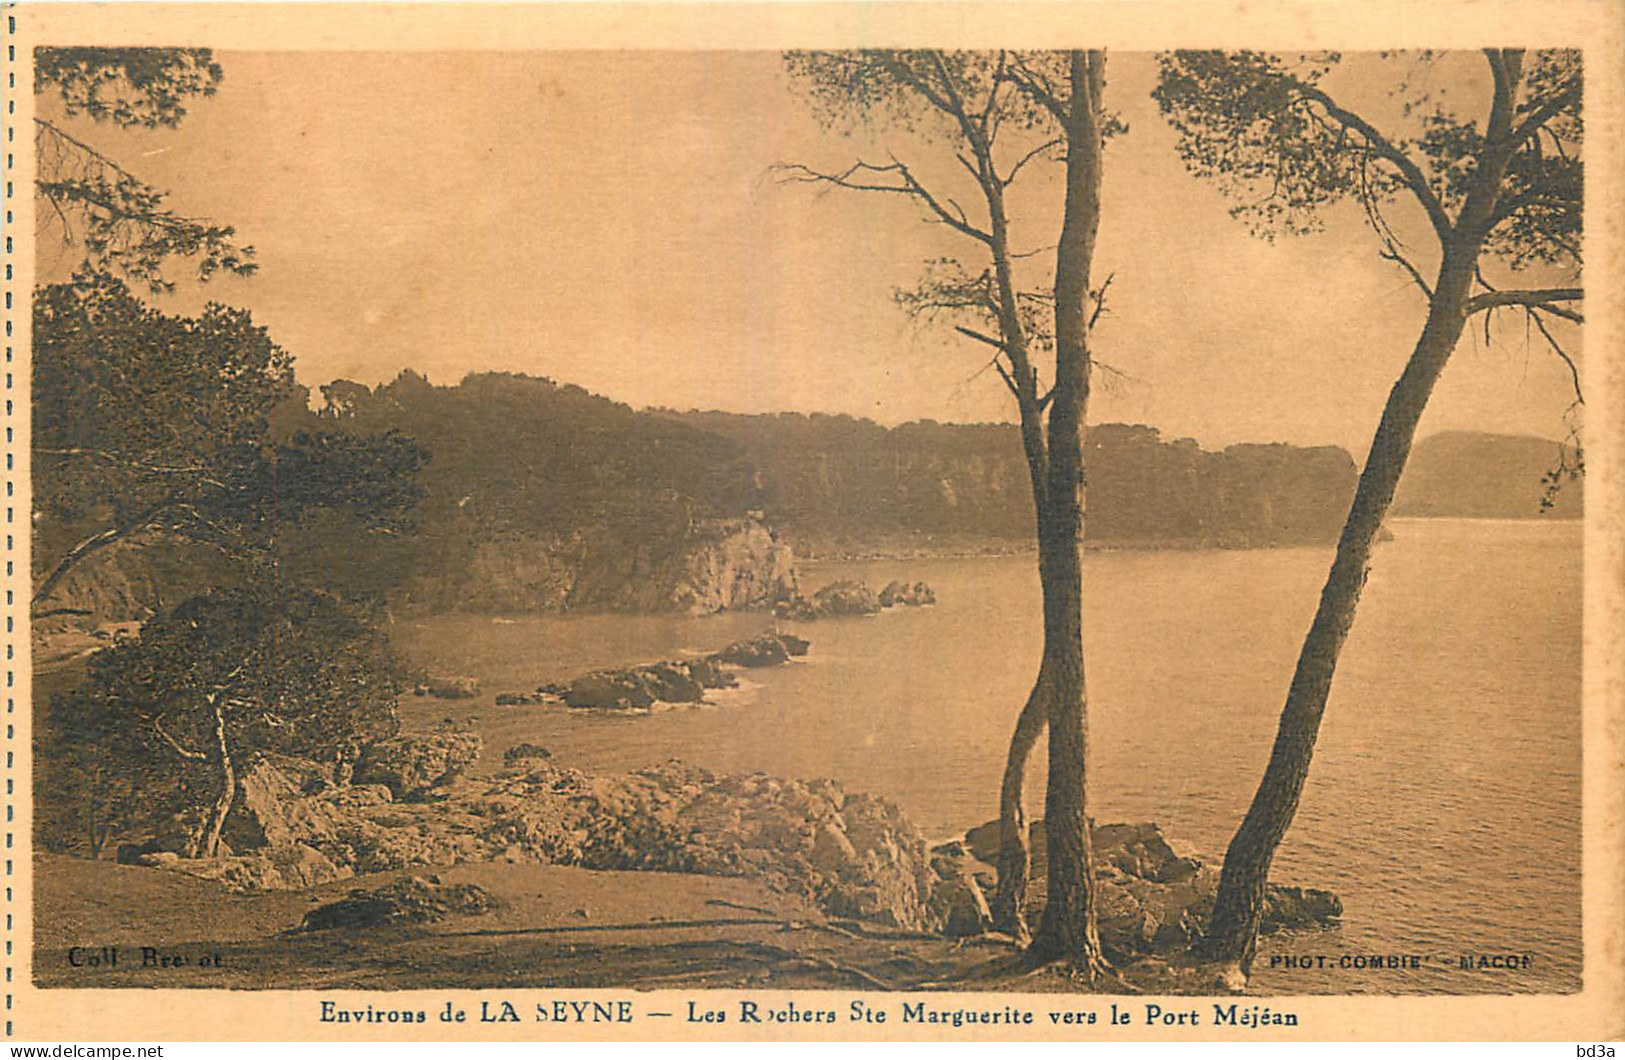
[168,842,352,892]
[139,753,940,931]
[879,580,936,607]
[560,671,660,710]
[440,518,800,615]
[932,874,994,938]
[424,674,481,699]
[495,691,548,706]
[300,875,496,931]
[777,580,882,620]
[1263,884,1345,928]
[548,656,743,710]
[658,519,801,615]
[811,580,881,616]
[928,839,995,891]
[353,731,483,800]
[221,757,341,851]
[1093,822,1202,883]
[961,817,1340,957]
[710,630,806,668]
[503,743,553,765]
[712,635,787,668]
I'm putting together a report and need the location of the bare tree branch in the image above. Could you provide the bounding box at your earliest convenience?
[774,159,995,245]
[1464,287,1583,321]
[954,324,1007,350]
[152,713,209,761]
[1526,307,1584,405]
[1379,245,1434,301]
[1293,83,1454,243]
[1003,137,1063,186]
[1508,76,1581,149]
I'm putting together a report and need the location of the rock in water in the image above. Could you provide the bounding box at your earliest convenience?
[561,670,658,709]
[879,580,937,607]
[1263,884,1344,928]
[495,691,548,706]
[711,632,789,668]
[777,580,882,620]
[552,656,745,709]
[300,876,497,931]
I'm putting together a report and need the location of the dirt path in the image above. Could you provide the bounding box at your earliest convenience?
[35,855,1038,992]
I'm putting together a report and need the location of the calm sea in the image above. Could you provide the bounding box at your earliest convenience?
[394,517,1583,995]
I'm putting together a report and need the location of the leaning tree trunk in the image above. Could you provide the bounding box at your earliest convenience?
[991,646,1053,941]
[200,696,235,859]
[982,109,1059,946]
[1201,243,1481,976]
[1030,50,1108,974]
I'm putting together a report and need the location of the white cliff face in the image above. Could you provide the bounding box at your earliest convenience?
[668,519,800,614]
[40,518,800,620]
[444,517,798,615]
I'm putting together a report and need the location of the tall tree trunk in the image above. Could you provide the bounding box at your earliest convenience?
[1200,51,1526,975]
[1201,245,1481,976]
[980,90,1057,946]
[200,696,235,859]
[1031,50,1107,973]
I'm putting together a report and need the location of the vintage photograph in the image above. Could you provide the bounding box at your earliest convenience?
[12,8,1616,1035]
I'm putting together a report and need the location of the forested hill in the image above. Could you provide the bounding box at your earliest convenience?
[660,410,1360,552]
[307,374,1365,561]
[1391,431,1583,519]
[56,370,1566,621]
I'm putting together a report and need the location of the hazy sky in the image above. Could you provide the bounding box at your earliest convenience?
[36,50,1582,455]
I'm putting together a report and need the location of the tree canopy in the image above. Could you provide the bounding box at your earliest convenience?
[46,586,409,856]
[34,46,256,291]
[32,276,429,610]
[1154,48,1586,978]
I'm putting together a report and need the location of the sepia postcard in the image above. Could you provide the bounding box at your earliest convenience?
[3,0,1623,1043]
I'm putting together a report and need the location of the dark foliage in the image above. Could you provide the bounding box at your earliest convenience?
[43,586,409,856]
[34,46,255,290]
[32,276,428,610]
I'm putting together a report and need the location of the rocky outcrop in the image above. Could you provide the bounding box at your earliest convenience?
[879,580,936,607]
[777,579,880,620]
[777,579,936,620]
[551,659,734,709]
[118,738,1340,948]
[711,630,809,668]
[126,746,939,932]
[416,675,481,700]
[959,818,1341,957]
[300,875,497,931]
[439,518,800,615]
[353,732,482,800]
[931,874,994,938]
[523,631,807,711]
[503,743,553,765]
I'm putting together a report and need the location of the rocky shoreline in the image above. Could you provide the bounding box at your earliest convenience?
[489,629,810,710]
[113,727,1340,967]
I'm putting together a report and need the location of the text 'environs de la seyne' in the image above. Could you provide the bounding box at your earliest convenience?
[318,998,1300,1030]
